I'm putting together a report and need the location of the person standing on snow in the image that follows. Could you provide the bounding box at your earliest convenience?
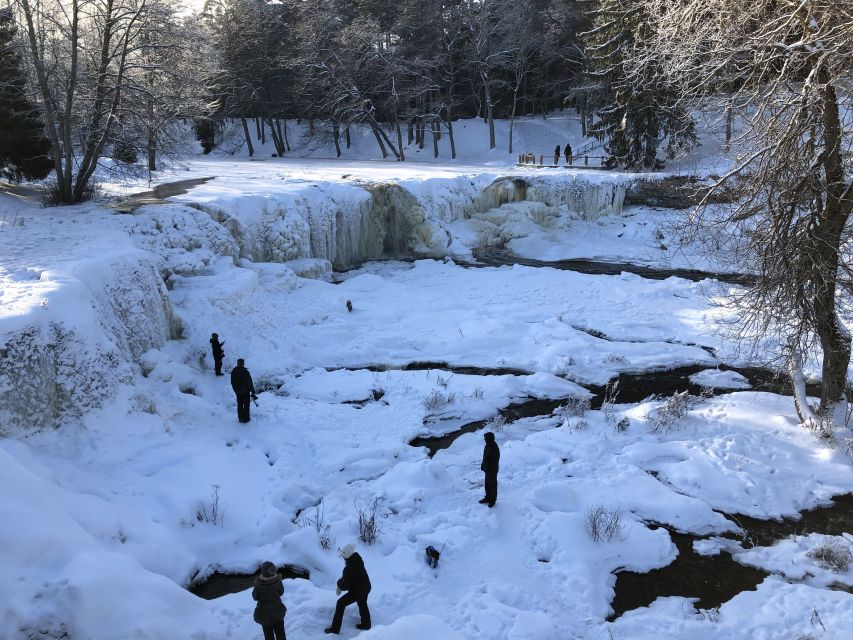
[210,332,225,376]
[325,543,372,634]
[564,143,573,165]
[553,144,560,165]
[479,431,500,508]
[252,561,287,640]
[231,358,257,423]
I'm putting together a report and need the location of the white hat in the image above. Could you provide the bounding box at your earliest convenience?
[340,543,356,559]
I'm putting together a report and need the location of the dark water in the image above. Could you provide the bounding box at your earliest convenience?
[410,397,567,456]
[408,363,807,456]
[112,177,214,213]
[190,564,310,600]
[470,247,754,286]
[609,495,853,619]
[326,361,532,377]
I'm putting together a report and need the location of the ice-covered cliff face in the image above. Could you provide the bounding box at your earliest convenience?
[0,253,178,432]
[163,172,626,268]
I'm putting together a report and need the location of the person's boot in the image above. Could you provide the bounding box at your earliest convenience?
[478,497,489,504]
[356,623,371,630]
[324,628,338,635]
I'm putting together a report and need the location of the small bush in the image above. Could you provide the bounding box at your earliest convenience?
[569,418,589,432]
[557,395,591,418]
[646,390,699,434]
[424,389,456,411]
[435,373,452,389]
[486,414,507,432]
[585,505,624,542]
[189,484,226,527]
[601,379,620,424]
[615,416,630,432]
[371,387,385,401]
[356,497,385,545]
[807,539,852,572]
[470,386,485,400]
[301,499,334,550]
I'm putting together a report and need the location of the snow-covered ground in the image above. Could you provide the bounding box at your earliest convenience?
[2,132,852,639]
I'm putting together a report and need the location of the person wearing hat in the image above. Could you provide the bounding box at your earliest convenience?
[479,431,500,507]
[252,561,287,640]
[231,358,257,423]
[324,543,371,634]
[210,333,225,376]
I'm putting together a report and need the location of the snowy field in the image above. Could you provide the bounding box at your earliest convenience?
[2,135,853,639]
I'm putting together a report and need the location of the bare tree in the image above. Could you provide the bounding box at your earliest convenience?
[636,0,853,430]
[15,0,149,203]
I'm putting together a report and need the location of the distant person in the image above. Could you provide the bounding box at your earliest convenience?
[252,561,287,640]
[231,358,257,423]
[325,543,371,634]
[210,332,225,376]
[554,145,560,165]
[479,431,500,508]
[564,143,573,165]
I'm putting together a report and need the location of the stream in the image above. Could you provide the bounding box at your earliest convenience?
[471,247,755,285]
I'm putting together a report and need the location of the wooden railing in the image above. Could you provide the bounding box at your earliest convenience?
[516,153,614,169]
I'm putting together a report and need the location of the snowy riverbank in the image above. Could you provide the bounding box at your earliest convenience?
[1,162,852,639]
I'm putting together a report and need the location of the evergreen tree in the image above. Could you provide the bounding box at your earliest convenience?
[582,0,695,170]
[0,8,51,181]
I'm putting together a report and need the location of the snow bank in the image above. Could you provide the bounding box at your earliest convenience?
[0,226,178,430]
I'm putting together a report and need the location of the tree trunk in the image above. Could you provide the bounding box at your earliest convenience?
[813,78,852,413]
[508,88,519,154]
[446,115,456,160]
[407,120,414,145]
[431,119,439,158]
[396,120,405,161]
[333,123,342,157]
[370,123,388,157]
[345,126,351,148]
[241,118,254,157]
[274,118,286,155]
[724,98,733,150]
[483,77,496,150]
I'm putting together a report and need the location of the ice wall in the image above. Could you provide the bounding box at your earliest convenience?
[0,253,178,432]
[159,170,628,270]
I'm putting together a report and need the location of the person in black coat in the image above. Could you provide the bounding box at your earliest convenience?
[325,543,371,634]
[253,561,287,640]
[564,143,573,165]
[231,358,257,423]
[479,431,500,507]
[210,333,225,376]
[553,144,560,165]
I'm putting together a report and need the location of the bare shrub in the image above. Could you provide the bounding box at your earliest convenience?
[557,394,591,418]
[615,416,630,432]
[603,353,629,365]
[569,419,590,432]
[435,373,452,389]
[371,387,385,401]
[194,484,226,526]
[356,497,385,545]
[470,386,485,400]
[486,414,507,432]
[423,389,457,411]
[585,505,624,542]
[807,539,852,572]
[601,379,620,424]
[646,390,698,434]
[301,499,334,550]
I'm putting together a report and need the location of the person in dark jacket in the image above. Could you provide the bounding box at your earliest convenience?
[253,561,287,640]
[210,333,225,376]
[231,358,257,423]
[479,431,500,507]
[325,543,371,634]
[553,144,560,166]
[564,143,573,165]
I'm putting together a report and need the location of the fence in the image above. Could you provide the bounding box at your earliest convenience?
[516,152,614,169]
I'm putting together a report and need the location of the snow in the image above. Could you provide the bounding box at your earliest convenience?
[2,137,852,638]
